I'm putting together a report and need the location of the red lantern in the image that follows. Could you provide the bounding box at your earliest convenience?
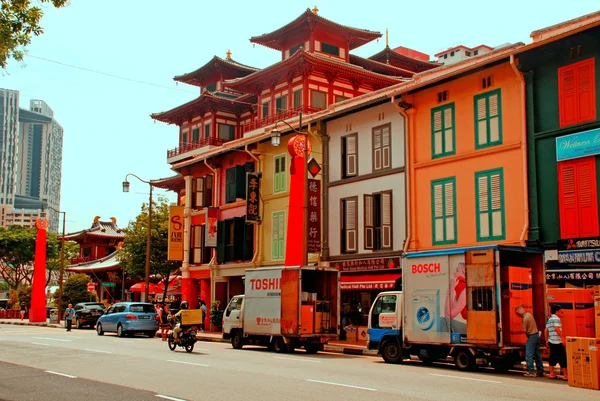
[288,135,312,158]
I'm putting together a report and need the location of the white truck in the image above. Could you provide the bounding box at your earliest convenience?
[222,266,340,353]
[367,246,547,371]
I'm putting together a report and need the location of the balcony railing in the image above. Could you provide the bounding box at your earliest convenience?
[242,105,324,134]
[167,137,227,159]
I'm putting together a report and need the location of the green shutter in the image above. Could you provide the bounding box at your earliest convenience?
[474,89,502,149]
[475,168,505,241]
[272,211,286,260]
[226,168,236,203]
[274,155,286,193]
[431,103,455,158]
[431,177,457,245]
[235,165,246,199]
[216,220,226,263]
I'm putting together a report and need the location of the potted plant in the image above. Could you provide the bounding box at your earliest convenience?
[210,300,222,332]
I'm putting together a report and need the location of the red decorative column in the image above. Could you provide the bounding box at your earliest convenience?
[29,219,48,322]
[181,277,198,309]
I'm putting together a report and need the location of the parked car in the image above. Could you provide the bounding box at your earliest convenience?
[96,302,158,338]
[73,302,105,329]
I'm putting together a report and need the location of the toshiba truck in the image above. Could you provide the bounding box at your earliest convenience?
[367,246,546,371]
[222,266,340,353]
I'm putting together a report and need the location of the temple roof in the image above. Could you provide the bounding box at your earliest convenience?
[174,55,259,87]
[151,175,185,192]
[250,8,381,51]
[348,54,414,78]
[369,46,439,73]
[225,50,402,95]
[66,250,121,273]
[63,217,125,242]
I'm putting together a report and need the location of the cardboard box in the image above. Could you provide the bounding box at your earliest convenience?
[594,296,600,339]
[547,288,595,338]
[180,309,204,326]
[567,337,600,390]
[358,326,369,341]
[344,325,358,342]
[301,305,314,334]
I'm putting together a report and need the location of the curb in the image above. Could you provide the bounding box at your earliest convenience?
[0,320,63,328]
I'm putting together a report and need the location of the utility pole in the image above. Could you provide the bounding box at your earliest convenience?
[57,211,66,324]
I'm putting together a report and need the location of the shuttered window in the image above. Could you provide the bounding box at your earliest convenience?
[216,218,254,264]
[226,168,237,203]
[204,123,211,139]
[182,131,188,146]
[364,192,393,250]
[262,101,270,118]
[431,177,457,245]
[226,165,248,203]
[474,89,502,148]
[431,103,455,158]
[476,169,505,241]
[293,90,302,108]
[373,123,391,171]
[558,156,599,239]
[342,134,358,178]
[272,211,286,260]
[192,128,200,143]
[341,197,358,253]
[274,154,286,193]
[191,225,202,264]
[275,95,287,114]
[193,177,204,208]
[311,90,327,109]
[559,58,596,127]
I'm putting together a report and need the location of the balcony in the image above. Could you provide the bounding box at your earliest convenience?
[242,106,323,134]
[167,137,227,159]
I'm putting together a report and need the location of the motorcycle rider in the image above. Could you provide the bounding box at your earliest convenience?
[170,301,189,343]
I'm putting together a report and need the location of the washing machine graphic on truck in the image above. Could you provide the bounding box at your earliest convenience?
[412,289,440,333]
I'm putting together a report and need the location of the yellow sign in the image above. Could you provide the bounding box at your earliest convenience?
[168,205,184,261]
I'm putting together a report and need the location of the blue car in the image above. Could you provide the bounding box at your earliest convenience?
[96,302,158,338]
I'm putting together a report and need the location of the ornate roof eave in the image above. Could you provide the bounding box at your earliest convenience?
[369,46,440,72]
[66,250,121,273]
[63,220,125,242]
[250,8,381,51]
[173,56,259,87]
[348,54,414,78]
[150,175,185,192]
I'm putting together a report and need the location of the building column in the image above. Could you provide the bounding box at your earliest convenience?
[181,175,194,306]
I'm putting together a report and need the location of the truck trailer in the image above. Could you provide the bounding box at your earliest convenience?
[367,246,546,371]
[222,266,340,353]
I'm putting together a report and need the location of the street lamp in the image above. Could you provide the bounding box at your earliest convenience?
[270,111,309,266]
[122,173,153,301]
[57,211,66,324]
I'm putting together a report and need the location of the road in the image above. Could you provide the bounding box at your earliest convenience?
[0,324,597,401]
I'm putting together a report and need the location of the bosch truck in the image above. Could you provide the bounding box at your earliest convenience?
[222,266,340,353]
[367,246,546,371]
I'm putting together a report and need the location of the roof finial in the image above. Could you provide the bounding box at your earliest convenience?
[226,49,232,60]
[386,28,389,48]
[312,5,319,14]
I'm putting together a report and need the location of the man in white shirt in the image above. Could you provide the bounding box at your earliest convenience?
[545,304,568,380]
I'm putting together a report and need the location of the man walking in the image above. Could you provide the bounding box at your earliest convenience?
[545,305,568,380]
[516,305,544,377]
[64,303,75,332]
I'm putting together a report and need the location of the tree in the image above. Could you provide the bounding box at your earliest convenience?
[46,240,79,285]
[119,196,180,300]
[0,0,69,69]
[0,226,60,289]
[54,273,96,309]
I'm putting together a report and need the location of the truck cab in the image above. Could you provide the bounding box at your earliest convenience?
[222,295,244,340]
[367,291,404,363]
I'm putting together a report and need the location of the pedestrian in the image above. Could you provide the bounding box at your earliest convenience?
[199,300,208,332]
[159,303,170,341]
[19,302,27,321]
[515,305,544,377]
[64,303,75,332]
[545,304,568,381]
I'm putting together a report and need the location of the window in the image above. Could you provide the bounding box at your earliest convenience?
[293,90,302,108]
[482,76,493,89]
[182,131,188,146]
[431,177,457,245]
[475,89,502,148]
[475,168,505,241]
[192,175,213,208]
[275,95,287,114]
[83,247,91,257]
[192,128,200,143]
[558,156,599,238]
[225,165,247,203]
[474,50,479,56]
[450,51,455,57]
[272,211,286,260]
[431,103,455,158]
[190,225,211,264]
[274,154,286,193]
[444,54,448,59]
[218,124,235,141]
[372,123,391,171]
[558,58,596,127]
[371,294,397,329]
[341,197,358,253]
[205,83,217,92]
[364,191,392,250]
[342,134,358,178]
[321,42,340,57]
[311,90,327,109]
[335,95,347,103]
[204,124,211,139]
[262,101,270,118]
[216,217,254,263]
[466,51,471,56]
[290,43,303,56]
[437,90,449,103]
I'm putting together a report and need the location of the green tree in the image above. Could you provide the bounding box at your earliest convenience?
[17,285,31,307]
[119,196,180,300]
[54,273,96,309]
[0,226,60,289]
[0,0,69,69]
[46,240,79,285]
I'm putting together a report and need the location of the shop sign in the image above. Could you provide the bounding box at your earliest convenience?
[307,179,321,253]
[246,172,261,223]
[546,271,600,281]
[205,207,218,247]
[335,257,401,272]
[339,282,396,290]
[556,127,600,162]
[557,236,600,250]
[168,205,184,261]
[557,249,600,264]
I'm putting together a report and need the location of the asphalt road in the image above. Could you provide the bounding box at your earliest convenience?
[0,324,598,401]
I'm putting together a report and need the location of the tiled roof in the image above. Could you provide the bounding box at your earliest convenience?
[66,250,121,273]
[530,10,600,41]
[348,54,415,78]
[150,175,185,192]
[64,218,125,241]
[369,46,439,72]
[174,56,258,86]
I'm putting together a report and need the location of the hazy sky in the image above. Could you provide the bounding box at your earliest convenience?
[2,0,598,233]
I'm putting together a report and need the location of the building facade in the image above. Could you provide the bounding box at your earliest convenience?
[0,89,20,227]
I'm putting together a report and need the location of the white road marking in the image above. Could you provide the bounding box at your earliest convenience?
[45,370,77,379]
[306,379,377,391]
[84,349,112,354]
[32,337,71,342]
[167,359,209,367]
[274,356,321,363]
[155,394,187,401]
[429,373,502,384]
[31,342,50,346]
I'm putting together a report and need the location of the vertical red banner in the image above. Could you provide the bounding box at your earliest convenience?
[29,219,48,322]
[307,179,321,254]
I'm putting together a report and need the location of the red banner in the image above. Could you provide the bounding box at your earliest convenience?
[307,179,321,254]
[334,257,401,272]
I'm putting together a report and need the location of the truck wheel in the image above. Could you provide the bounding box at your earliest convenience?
[454,350,476,371]
[381,341,403,364]
[231,331,243,349]
[304,343,320,354]
[273,337,286,353]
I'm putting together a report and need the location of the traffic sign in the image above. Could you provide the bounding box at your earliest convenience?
[101,282,116,288]
[87,283,95,292]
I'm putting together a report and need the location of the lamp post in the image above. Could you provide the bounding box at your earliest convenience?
[122,173,153,301]
[57,211,66,324]
[270,111,309,266]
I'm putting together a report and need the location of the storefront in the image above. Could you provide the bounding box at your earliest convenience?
[546,237,600,289]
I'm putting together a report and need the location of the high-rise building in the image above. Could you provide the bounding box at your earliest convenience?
[0,89,20,227]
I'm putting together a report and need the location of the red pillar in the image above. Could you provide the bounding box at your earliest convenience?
[29,219,48,322]
[181,277,198,309]
[200,279,211,331]
[284,148,307,267]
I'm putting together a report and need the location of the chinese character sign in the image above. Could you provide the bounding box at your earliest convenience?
[205,207,218,247]
[168,205,184,261]
[307,179,321,253]
[246,172,261,223]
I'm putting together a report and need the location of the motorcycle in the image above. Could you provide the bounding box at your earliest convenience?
[167,319,198,353]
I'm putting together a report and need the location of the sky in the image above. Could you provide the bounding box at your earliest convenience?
[2,0,598,234]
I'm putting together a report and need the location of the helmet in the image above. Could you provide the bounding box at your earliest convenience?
[180,301,189,310]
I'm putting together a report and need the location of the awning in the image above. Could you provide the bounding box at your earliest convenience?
[340,272,401,291]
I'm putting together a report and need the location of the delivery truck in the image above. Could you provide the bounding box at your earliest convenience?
[222,266,340,353]
[367,246,546,371]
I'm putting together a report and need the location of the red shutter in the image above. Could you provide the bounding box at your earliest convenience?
[558,161,580,238]
[364,194,374,250]
[577,59,596,123]
[559,65,577,127]
[559,58,596,127]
